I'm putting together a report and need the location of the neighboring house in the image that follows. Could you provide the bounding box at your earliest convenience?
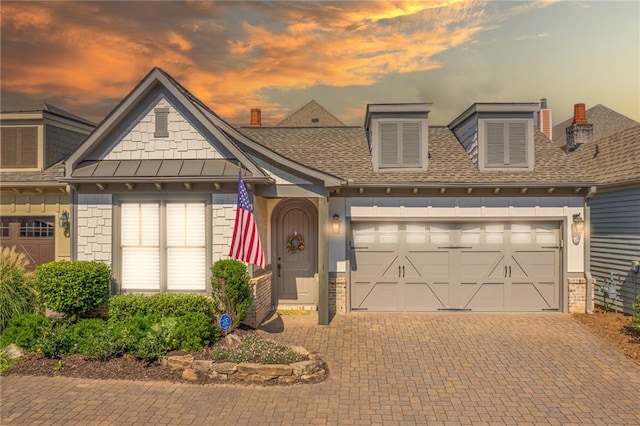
[0,104,95,269]
[552,103,639,148]
[63,68,596,325]
[570,123,640,314]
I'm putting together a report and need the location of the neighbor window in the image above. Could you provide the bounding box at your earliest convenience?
[120,201,206,292]
[481,119,532,169]
[379,121,421,168]
[0,126,38,168]
[154,108,169,138]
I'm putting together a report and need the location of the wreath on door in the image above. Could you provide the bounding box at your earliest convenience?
[286,233,305,253]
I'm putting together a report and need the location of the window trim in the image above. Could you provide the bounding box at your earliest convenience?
[371,118,428,172]
[113,196,212,294]
[478,118,534,171]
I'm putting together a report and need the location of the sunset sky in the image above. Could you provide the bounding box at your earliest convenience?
[1,1,638,127]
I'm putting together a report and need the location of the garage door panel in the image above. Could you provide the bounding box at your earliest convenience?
[405,250,449,277]
[353,281,399,311]
[462,283,504,311]
[460,251,504,279]
[512,251,557,277]
[405,281,448,311]
[511,282,555,310]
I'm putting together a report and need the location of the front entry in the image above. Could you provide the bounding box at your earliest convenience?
[272,199,318,306]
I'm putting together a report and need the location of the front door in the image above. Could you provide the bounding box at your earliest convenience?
[272,199,317,306]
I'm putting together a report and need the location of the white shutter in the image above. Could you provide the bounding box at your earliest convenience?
[508,122,527,165]
[401,123,420,166]
[486,122,505,166]
[167,203,206,291]
[380,123,398,167]
[121,203,160,290]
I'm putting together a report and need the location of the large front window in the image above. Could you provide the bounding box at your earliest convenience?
[120,201,206,292]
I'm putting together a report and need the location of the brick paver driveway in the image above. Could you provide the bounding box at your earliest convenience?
[2,313,639,425]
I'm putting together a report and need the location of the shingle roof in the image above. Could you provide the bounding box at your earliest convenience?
[552,104,638,147]
[0,163,65,184]
[569,125,640,185]
[241,126,595,186]
[276,100,345,127]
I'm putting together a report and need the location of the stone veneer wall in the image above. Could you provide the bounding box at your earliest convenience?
[568,277,593,313]
[243,272,272,328]
[329,273,347,315]
[76,194,112,264]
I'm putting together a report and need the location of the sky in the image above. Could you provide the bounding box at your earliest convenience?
[1,1,638,127]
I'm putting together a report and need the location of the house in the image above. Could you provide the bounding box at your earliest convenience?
[569,120,640,315]
[0,105,95,269]
[63,68,596,325]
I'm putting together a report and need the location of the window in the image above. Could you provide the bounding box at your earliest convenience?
[120,201,206,292]
[154,108,169,138]
[482,119,532,169]
[1,127,38,168]
[19,219,54,238]
[379,121,421,168]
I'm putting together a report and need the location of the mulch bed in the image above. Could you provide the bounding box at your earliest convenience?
[571,311,640,364]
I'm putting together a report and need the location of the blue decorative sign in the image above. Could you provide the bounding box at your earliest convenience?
[219,313,232,333]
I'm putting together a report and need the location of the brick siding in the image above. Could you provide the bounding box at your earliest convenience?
[242,271,272,328]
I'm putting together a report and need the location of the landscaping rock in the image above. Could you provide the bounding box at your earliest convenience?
[182,368,197,381]
[291,360,319,377]
[257,364,292,376]
[250,374,276,383]
[211,362,237,375]
[308,351,322,360]
[238,362,260,375]
[225,334,242,347]
[277,375,298,384]
[4,344,25,360]
[161,355,194,370]
[289,345,309,356]
[193,360,214,373]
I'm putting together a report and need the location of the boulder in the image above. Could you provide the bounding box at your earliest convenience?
[257,364,292,377]
[238,362,260,375]
[291,360,319,377]
[289,346,309,356]
[193,360,214,373]
[161,355,193,370]
[182,368,197,381]
[211,362,238,375]
[4,344,25,360]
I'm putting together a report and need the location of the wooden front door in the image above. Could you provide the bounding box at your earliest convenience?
[272,199,317,306]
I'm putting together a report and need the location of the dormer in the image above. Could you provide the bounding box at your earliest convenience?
[0,105,94,172]
[365,103,431,172]
[449,103,538,171]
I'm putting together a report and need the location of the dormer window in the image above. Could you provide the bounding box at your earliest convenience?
[479,119,533,170]
[154,108,169,138]
[0,126,38,169]
[365,103,432,172]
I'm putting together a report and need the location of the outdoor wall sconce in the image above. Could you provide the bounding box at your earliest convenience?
[331,214,341,235]
[571,213,584,245]
[59,211,71,238]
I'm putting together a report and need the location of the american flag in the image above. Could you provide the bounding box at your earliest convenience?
[228,171,266,269]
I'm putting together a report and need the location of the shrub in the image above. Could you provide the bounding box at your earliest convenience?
[108,293,216,321]
[632,294,640,331]
[36,261,111,319]
[132,318,178,362]
[0,246,39,330]
[173,313,220,352]
[0,347,12,373]
[67,319,124,360]
[37,320,71,358]
[211,259,252,330]
[108,314,160,352]
[0,313,49,352]
[211,334,304,364]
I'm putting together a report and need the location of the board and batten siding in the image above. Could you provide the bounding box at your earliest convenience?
[590,187,640,315]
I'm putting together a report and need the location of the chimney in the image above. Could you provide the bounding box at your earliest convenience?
[537,98,552,139]
[250,108,261,127]
[566,103,593,152]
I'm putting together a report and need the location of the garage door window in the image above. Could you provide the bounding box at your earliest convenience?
[0,219,8,237]
[20,219,54,237]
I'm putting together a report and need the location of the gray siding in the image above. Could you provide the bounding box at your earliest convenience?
[452,117,478,166]
[590,187,640,314]
[45,124,89,168]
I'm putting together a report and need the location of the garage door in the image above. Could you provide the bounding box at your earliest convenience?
[0,217,55,270]
[351,222,560,312]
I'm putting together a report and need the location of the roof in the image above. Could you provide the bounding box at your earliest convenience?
[0,103,96,127]
[276,100,345,127]
[552,104,638,147]
[569,125,640,186]
[0,163,65,185]
[448,103,539,129]
[241,125,596,186]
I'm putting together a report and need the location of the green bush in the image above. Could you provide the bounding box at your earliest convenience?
[632,294,640,331]
[132,318,178,362]
[211,259,252,330]
[67,319,124,360]
[173,313,220,352]
[37,320,71,358]
[0,313,49,352]
[108,293,216,321]
[36,261,111,319]
[0,347,12,373]
[0,246,40,330]
[108,314,160,352]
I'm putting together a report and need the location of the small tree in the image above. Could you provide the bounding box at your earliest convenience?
[36,261,111,320]
[210,259,253,331]
[0,246,39,330]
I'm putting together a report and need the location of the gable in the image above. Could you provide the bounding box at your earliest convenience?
[102,96,224,161]
[277,100,345,127]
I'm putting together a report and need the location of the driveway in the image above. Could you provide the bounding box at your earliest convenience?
[2,313,639,425]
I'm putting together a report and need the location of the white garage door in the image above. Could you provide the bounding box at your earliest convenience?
[351,222,561,312]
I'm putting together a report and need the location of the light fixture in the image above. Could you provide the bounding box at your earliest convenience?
[59,211,70,238]
[331,214,341,235]
[572,213,584,245]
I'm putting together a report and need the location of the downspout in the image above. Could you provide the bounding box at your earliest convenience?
[584,185,597,314]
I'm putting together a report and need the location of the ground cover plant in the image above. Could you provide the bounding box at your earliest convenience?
[211,334,305,364]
